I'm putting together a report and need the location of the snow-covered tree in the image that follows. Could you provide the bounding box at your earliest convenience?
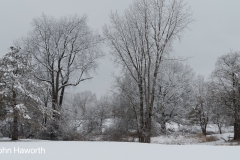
[211,51,240,140]
[153,61,195,134]
[0,46,47,140]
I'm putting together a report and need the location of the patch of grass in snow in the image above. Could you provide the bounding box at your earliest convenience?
[229,139,240,146]
[151,133,204,145]
[206,135,219,142]
[151,132,220,145]
[192,134,219,143]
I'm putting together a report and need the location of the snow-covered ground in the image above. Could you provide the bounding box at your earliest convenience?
[165,122,233,134]
[0,124,238,160]
[151,123,235,145]
[0,140,239,160]
[151,132,236,145]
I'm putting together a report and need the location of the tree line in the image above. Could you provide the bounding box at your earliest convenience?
[0,0,240,143]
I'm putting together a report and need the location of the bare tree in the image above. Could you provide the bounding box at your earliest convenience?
[24,14,103,124]
[104,0,192,143]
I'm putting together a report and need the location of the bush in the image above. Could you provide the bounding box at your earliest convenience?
[60,132,86,141]
[102,128,125,142]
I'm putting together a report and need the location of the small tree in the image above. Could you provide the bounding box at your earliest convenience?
[187,76,213,136]
[207,82,231,134]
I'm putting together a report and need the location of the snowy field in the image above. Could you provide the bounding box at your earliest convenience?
[0,138,239,160]
[0,122,236,160]
[1,123,238,160]
[0,124,238,160]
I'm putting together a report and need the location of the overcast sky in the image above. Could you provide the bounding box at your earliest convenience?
[1,0,240,98]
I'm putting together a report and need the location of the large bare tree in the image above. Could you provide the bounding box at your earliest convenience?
[24,14,103,120]
[104,0,192,143]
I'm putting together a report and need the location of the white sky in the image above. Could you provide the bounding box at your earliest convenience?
[1,0,240,98]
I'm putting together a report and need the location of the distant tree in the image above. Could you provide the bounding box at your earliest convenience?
[96,95,112,131]
[187,76,213,136]
[208,84,231,134]
[153,61,195,134]
[104,0,193,143]
[0,46,47,140]
[111,74,139,136]
[61,91,109,139]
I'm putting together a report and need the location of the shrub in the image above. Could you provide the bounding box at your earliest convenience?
[102,127,125,142]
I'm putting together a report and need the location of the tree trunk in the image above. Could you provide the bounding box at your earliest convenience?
[12,91,18,140]
[217,124,222,134]
[202,128,206,136]
[232,74,240,140]
[59,86,65,108]
[145,116,152,143]
[51,92,60,140]
[20,124,25,138]
[138,79,145,143]
[233,121,240,140]
[161,123,167,134]
[233,109,240,140]
[201,124,207,136]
